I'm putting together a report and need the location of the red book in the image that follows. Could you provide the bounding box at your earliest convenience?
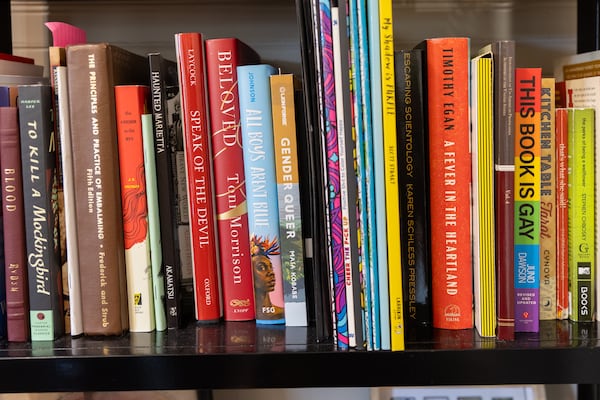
[204,38,259,321]
[0,106,30,342]
[174,32,222,322]
[555,107,569,320]
[419,37,473,329]
[0,53,34,64]
[115,84,156,332]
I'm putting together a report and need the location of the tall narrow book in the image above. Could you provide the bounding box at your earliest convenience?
[141,112,167,331]
[66,43,149,335]
[479,40,515,340]
[567,107,595,322]
[174,32,222,323]
[115,84,155,332]
[270,72,308,327]
[394,48,432,332]
[514,68,541,333]
[0,106,30,342]
[555,108,569,320]
[147,52,185,329]
[563,75,600,322]
[54,65,83,336]
[539,78,556,321]
[417,37,472,330]
[18,84,65,341]
[204,37,259,322]
[238,63,285,325]
[380,0,405,350]
[470,52,496,337]
[367,0,390,350]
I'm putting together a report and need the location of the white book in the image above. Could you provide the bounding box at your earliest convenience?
[55,65,83,336]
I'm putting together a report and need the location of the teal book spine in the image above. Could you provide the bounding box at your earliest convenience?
[238,64,286,325]
[142,113,167,331]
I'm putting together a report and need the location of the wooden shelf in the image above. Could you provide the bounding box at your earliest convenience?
[0,320,598,392]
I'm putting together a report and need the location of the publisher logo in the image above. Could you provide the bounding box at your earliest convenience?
[444,304,461,322]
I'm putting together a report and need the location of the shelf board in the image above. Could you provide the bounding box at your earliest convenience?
[0,320,598,392]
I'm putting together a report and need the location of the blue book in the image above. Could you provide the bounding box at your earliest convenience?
[366,0,389,350]
[238,64,286,325]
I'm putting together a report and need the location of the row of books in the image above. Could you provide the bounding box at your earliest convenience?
[0,21,315,342]
[296,0,600,352]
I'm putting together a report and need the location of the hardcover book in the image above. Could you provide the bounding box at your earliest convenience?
[204,37,259,322]
[381,0,405,350]
[0,106,30,342]
[141,112,167,331]
[539,78,556,321]
[66,43,149,335]
[470,52,496,337]
[147,52,186,329]
[514,68,541,333]
[238,63,285,325]
[270,72,308,327]
[417,37,473,330]
[555,108,569,320]
[18,84,65,341]
[479,40,515,340]
[174,32,222,323]
[567,107,595,322]
[115,84,156,332]
[394,48,432,333]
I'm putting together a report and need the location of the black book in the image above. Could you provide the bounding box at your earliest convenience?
[394,49,432,334]
[147,52,186,329]
[294,0,333,342]
[17,84,65,340]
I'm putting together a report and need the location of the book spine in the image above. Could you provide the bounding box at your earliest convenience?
[141,112,167,331]
[366,0,390,351]
[67,43,148,335]
[270,73,308,327]
[115,85,155,332]
[380,0,404,350]
[238,63,286,325]
[148,52,184,329]
[174,32,222,322]
[567,107,595,322]
[55,65,84,336]
[395,48,432,333]
[470,54,496,337]
[0,106,30,342]
[539,78,556,321]
[324,1,349,346]
[555,108,569,320]
[514,68,541,333]
[425,37,473,330]
[357,0,379,351]
[18,84,65,341]
[205,38,258,322]
[491,40,515,340]
[348,0,368,349]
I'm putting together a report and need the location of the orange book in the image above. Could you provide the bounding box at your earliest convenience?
[417,37,473,329]
[115,84,156,332]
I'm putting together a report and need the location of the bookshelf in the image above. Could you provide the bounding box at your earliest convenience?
[1,0,599,398]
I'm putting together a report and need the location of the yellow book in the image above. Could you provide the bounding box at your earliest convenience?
[471,53,496,337]
[539,78,556,320]
[379,0,404,351]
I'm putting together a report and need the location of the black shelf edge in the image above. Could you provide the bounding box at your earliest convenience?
[0,321,598,392]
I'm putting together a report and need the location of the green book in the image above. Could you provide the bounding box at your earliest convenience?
[567,107,595,322]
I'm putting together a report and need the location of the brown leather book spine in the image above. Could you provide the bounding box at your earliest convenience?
[66,43,149,335]
[0,106,30,342]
